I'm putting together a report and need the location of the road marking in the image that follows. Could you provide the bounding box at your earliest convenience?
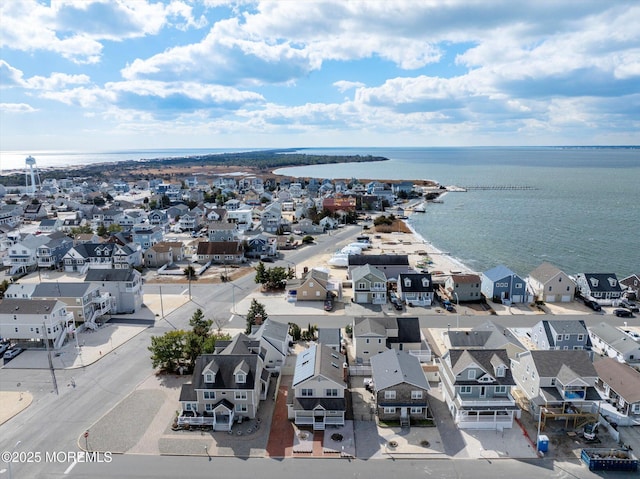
[64,459,77,475]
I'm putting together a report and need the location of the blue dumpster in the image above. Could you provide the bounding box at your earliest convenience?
[537,435,549,453]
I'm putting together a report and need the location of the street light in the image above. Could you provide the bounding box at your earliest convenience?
[454,292,459,329]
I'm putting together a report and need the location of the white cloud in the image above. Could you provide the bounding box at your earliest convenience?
[333,81,366,93]
[0,103,37,113]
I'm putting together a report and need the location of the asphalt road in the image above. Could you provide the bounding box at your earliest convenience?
[64,455,602,479]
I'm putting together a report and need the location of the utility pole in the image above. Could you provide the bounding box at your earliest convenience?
[43,321,58,395]
[159,285,165,319]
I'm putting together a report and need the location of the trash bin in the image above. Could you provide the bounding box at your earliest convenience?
[537,435,549,453]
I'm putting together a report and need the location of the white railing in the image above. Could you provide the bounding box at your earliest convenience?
[408,349,432,363]
[458,397,516,408]
[177,416,215,426]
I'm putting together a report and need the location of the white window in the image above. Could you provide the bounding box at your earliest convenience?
[496,365,506,377]
[236,373,246,383]
[556,334,562,342]
[205,404,214,411]
[384,390,396,399]
[326,389,338,397]
[235,404,248,413]
[235,391,248,400]
[550,378,556,386]
[301,388,313,397]
[357,282,366,289]
[468,370,476,380]
[203,391,215,400]
[410,407,423,414]
[577,334,584,341]
[460,386,472,394]
[495,386,507,394]
[564,334,570,340]
[205,373,213,383]
[411,390,423,399]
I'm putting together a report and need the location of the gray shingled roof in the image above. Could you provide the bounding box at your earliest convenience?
[348,254,409,266]
[528,350,597,378]
[0,298,62,315]
[447,349,515,386]
[32,282,92,298]
[593,357,640,403]
[85,268,137,282]
[529,262,564,283]
[370,349,430,391]
[589,322,640,355]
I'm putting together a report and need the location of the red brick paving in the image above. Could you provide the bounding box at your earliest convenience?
[266,381,295,457]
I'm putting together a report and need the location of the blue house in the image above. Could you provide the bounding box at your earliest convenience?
[481,265,530,304]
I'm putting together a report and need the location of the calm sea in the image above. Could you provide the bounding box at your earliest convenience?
[1,146,638,278]
[275,147,640,279]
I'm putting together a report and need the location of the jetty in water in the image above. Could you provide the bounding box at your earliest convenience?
[447,185,538,191]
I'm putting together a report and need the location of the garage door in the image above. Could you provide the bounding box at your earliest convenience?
[356,293,368,303]
[546,295,556,302]
[561,295,571,302]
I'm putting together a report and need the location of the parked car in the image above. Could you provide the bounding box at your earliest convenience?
[442,299,455,312]
[389,291,403,310]
[614,308,633,318]
[620,300,639,312]
[0,343,9,356]
[584,299,602,311]
[324,292,335,312]
[3,347,24,362]
[260,256,274,263]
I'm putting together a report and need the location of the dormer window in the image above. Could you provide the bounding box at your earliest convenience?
[589,277,599,288]
[404,278,411,287]
[496,365,506,377]
[467,370,476,380]
[422,278,429,287]
[236,373,246,383]
[607,277,617,287]
[205,373,214,383]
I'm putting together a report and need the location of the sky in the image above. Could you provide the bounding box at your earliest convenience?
[1,0,639,153]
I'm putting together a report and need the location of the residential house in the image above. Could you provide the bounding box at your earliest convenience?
[317,328,342,351]
[63,243,116,274]
[531,320,590,351]
[249,318,292,373]
[0,299,72,350]
[147,210,169,230]
[443,274,482,302]
[439,348,518,429]
[295,218,324,235]
[528,262,576,303]
[351,264,387,305]
[195,241,244,265]
[620,274,640,300]
[322,195,357,214]
[243,234,277,259]
[347,254,410,281]
[575,273,623,302]
[445,320,526,360]
[178,333,271,430]
[589,322,640,363]
[318,216,338,231]
[7,234,49,274]
[37,218,62,234]
[593,358,640,425]
[144,242,175,268]
[481,265,530,304]
[131,225,163,251]
[397,272,434,306]
[225,206,253,231]
[510,350,600,424]
[287,344,347,430]
[260,202,282,233]
[23,202,48,221]
[0,204,22,227]
[207,221,240,242]
[85,268,144,314]
[118,210,145,229]
[286,267,340,302]
[36,232,73,269]
[352,316,431,365]
[370,349,430,426]
[29,282,114,329]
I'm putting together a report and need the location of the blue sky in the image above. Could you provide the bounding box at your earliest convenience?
[1,0,639,152]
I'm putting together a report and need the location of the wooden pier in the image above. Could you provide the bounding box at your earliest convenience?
[456,185,538,191]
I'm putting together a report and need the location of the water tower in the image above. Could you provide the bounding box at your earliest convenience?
[25,155,41,196]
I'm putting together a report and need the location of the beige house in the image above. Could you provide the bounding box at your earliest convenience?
[528,262,575,303]
[286,268,340,302]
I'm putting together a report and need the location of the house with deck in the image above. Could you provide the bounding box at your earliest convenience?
[396,272,434,306]
[84,268,144,314]
[347,254,410,281]
[0,299,72,350]
[510,350,600,427]
[531,319,590,351]
[370,349,430,426]
[575,273,623,303]
[593,358,640,426]
[351,264,387,305]
[588,322,640,363]
[481,265,530,304]
[178,333,271,431]
[443,273,482,302]
[439,348,519,430]
[287,344,347,430]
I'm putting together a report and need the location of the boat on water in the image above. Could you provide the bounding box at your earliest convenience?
[413,203,426,213]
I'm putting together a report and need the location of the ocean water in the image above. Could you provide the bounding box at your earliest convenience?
[1,146,638,278]
[275,147,640,278]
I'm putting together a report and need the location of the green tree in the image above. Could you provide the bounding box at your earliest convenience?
[189,308,212,338]
[302,235,314,244]
[289,323,301,341]
[70,224,94,236]
[245,299,268,334]
[149,199,158,210]
[161,194,171,208]
[148,330,188,372]
[0,279,10,299]
[184,265,196,280]
[254,261,267,284]
[96,223,107,236]
[107,224,123,233]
